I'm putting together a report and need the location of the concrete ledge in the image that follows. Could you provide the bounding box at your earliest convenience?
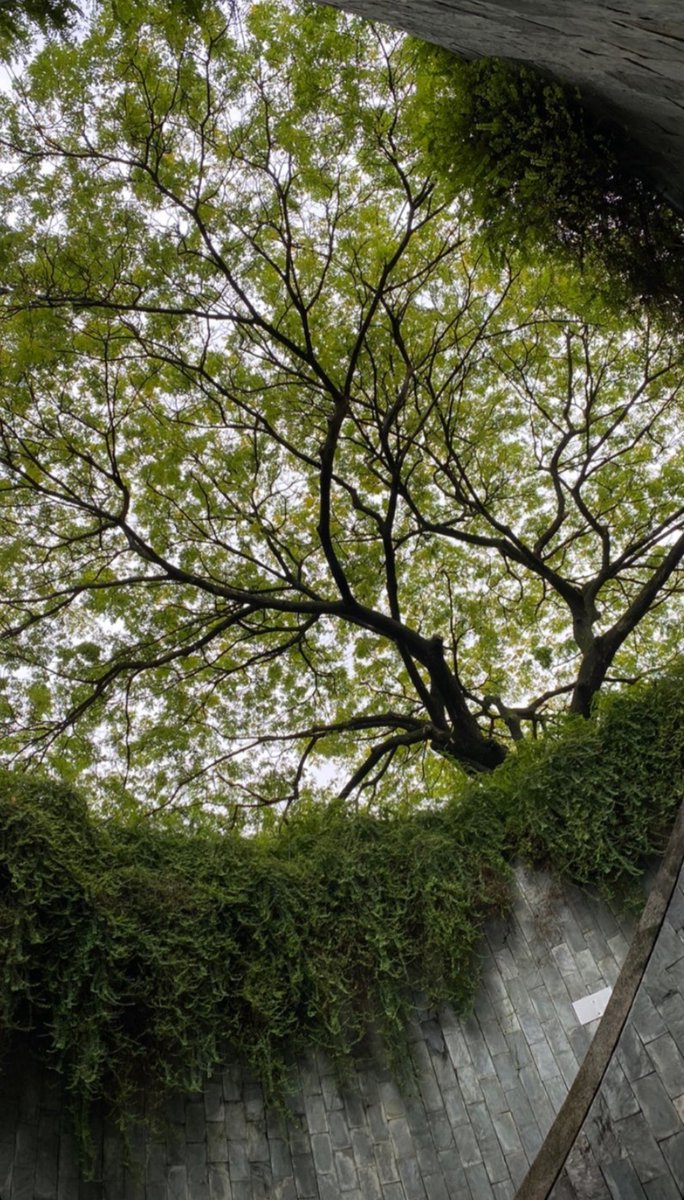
[514,798,684,1200]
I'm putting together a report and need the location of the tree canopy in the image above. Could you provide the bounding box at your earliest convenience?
[0,0,682,820]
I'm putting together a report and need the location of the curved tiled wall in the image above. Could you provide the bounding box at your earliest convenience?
[0,866,636,1199]
[322,0,684,214]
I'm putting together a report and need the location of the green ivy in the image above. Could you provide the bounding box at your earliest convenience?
[407,45,684,323]
[1,667,682,1158]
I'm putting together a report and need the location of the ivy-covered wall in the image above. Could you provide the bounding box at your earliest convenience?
[1,864,635,1200]
[321,0,684,213]
[1,673,681,1197]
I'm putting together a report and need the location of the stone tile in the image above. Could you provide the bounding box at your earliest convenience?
[334,1147,359,1192]
[388,1119,415,1162]
[428,1114,453,1154]
[415,1134,440,1179]
[321,1075,344,1113]
[478,1020,508,1060]
[357,1163,384,1200]
[645,1033,684,1098]
[368,1102,393,1143]
[492,1181,515,1200]
[465,1161,495,1200]
[205,1081,225,1124]
[567,1023,592,1063]
[230,1182,252,1200]
[374,1140,399,1185]
[656,991,684,1041]
[380,1082,407,1121]
[452,1121,482,1168]
[442,1087,468,1130]
[529,987,558,1026]
[491,1111,524,1158]
[598,955,622,987]
[290,1147,316,1195]
[585,1096,624,1164]
[492,1053,519,1093]
[417,1072,445,1114]
[504,977,534,1020]
[528,1036,560,1083]
[602,1059,641,1120]
[457,1066,484,1107]
[437,1146,468,1197]
[422,1020,447,1057]
[405,1095,431,1138]
[632,1073,682,1141]
[186,1139,209,1181]
[661,1130,684,1193]
[246,1124,269,1165]
[167,1165,190,1200]
[480,1076,508,1116]
[329,1109,352,1150]
[502,1087,535,1132]
[505,1031,532,1072]
[225,1103,248,1142]
[397,1155,427,1200]
[518,1012,545,1047]
[186,1101,207,1143]
[618,1023,653,1082]
[208,1171,235,1200]
[298,1057,321,1099]
[643,1174,683,1200]
[614,1111,667,1182]
[382,1184,407,1200]
[228,1142,251,1183]
[603,1157,649,1200]
[504,1151,527,1187]
[443,1029,472,1072]
[206,1121,228,1164]
[343,1091,367,1131]
[423,1173,450,1200]
[303,1094,328,1136]
[653,921,684,970]
[575,947,605,991]
[559,1135,607,1198]
[519,1122,543,1162]
[607,932,630,964]
[311,1133,333,1176]
[270,1139,293,1179]
[221,1068,242,1104]
[461,1017,496,1078]
[631,991,668,1045]
[273,1179,298,1200]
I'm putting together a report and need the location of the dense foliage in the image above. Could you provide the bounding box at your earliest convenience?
[0,2,681,816]
[0,0,77,53]
[409,47,684,323]
[2,666,682,1154]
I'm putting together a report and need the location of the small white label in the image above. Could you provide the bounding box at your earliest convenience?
[573,986,612,1025]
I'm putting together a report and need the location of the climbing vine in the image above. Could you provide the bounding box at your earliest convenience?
[1,667,682,1154]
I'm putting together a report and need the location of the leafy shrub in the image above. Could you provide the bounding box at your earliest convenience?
[408,44,684,322]
[491,666,684,891]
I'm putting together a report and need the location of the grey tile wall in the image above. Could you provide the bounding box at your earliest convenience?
[551,861,684,1200]
[0,866,636,1199]
[324,0,684,215]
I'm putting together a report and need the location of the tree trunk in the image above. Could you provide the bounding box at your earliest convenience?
[570,635,613,718]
